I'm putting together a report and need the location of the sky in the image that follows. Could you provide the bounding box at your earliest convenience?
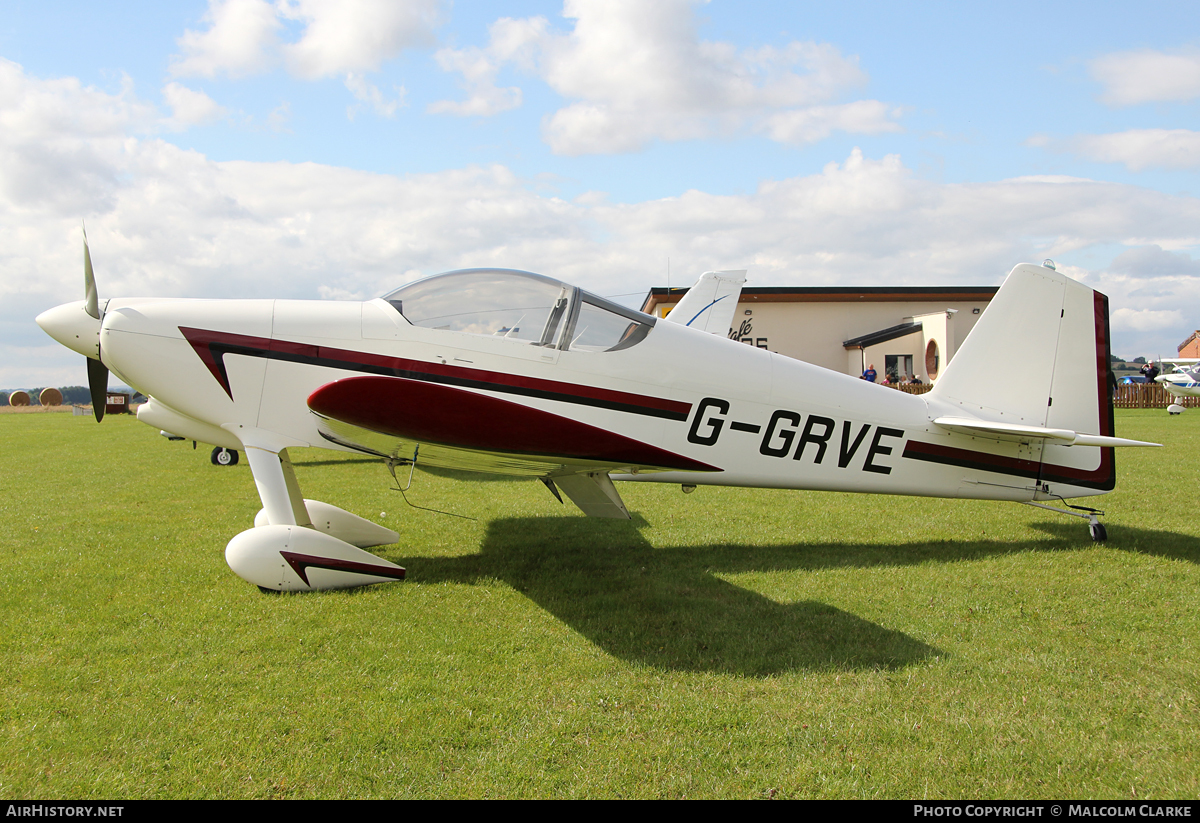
[2,0,1199,388]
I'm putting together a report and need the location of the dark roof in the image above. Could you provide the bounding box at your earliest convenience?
[842,321,923,349]
[1177,330,1200,352]
[641,284,998,313]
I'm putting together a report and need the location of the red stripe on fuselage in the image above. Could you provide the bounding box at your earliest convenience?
[178,326,691,420]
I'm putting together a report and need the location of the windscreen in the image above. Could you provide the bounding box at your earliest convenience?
[383,269,654,352]
[383,269,569,346]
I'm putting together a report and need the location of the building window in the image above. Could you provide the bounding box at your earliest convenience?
[885,354,913,382]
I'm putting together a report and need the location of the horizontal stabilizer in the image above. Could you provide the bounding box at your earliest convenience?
[664,270,746,335]
[933,416,1159,447]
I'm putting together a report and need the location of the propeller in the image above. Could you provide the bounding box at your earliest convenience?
[87,357,108,422]
[82,226,108,422]
[83,227,99,320]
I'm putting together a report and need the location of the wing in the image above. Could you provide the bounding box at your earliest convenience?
[307,374,721,478]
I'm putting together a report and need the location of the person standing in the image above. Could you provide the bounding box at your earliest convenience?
[862,363,877,382]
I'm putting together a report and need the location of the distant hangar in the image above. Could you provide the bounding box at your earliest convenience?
[641,285,999,384]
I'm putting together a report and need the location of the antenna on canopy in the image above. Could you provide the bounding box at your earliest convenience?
[666,258,670,319]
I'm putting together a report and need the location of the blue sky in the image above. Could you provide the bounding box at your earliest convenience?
[2,0,1199,387]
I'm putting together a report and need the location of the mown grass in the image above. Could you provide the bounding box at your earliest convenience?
[0,409,1196,798]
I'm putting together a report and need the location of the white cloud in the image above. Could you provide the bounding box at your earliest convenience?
[1088,246,1200,357]
[428,43,522,117]
[1109,244,1200,277]
[0,343,98,390]
[1111,307,1185,332]
[278,0,442,79]
[171,0,281,79]
[1069,129,1200,171]
[1029,129,1200,172]
[266,100,292,132]
[761,100,903,145]
[430,0,901,154]
[1090,48,1200,106]
[0,58,155,213]
[8,59,1200,383]
[162,82,228,127]
[173,0,442,80]
[169,0,441,116]
[344,73,405,119]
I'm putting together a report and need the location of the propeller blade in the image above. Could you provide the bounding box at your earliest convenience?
[83,226,99,321]
[82,224,107,421]
[87,356,108,422]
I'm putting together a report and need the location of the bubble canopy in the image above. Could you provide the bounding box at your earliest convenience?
[381,269,655,352]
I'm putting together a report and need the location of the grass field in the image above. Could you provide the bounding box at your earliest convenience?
[0,409,1196,798]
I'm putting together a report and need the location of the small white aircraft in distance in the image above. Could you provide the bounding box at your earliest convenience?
[37,234,1159,592]
[1153,359,1200,414]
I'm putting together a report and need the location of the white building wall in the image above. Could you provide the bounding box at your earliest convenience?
[718,298,989,379]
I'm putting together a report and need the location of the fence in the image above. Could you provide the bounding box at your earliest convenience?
[1113,383,1198,409]
[885,383,932,395]
[883,381,1192,409]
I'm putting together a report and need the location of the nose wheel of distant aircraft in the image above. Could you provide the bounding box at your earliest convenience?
[211,447,239,466]
[1088,521,1107,542]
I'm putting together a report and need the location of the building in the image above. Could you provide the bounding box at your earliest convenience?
[1177,330,1200,358]
[641,285,998,384]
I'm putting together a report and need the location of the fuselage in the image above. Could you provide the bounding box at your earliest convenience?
[1157,370,1200,398]
[88,292,1108,504]
[34,261,1138,591]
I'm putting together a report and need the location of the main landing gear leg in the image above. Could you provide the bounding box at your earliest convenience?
[244,446,310,527]
[226,442,405,592]
[1022,501,1107,542]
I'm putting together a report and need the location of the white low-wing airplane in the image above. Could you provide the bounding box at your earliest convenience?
[1154,359,1200,413]
[37,237,1158,591]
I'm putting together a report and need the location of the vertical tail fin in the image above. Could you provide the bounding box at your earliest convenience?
[663,270,746,335]
[931,263,1110,434]
[929,263,1116,490]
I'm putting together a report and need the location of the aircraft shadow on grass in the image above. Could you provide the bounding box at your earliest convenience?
[384,516,1200,677]
[390,515,942,676]
[1027,521,1200,564]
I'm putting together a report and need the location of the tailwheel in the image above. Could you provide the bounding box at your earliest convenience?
[1023,500,1107,543]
